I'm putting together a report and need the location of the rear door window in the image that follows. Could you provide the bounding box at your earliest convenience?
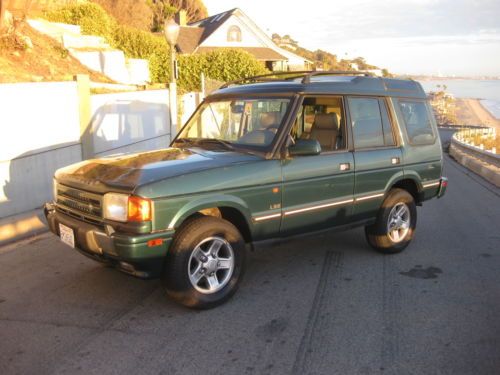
[398,101,436,145]
[348,97,394,149]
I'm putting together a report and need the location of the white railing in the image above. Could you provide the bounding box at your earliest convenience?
[451,127,500,167]
[453,127,497,155]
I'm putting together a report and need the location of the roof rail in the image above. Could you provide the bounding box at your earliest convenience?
[219,70,373,89]
[301,70,373,83]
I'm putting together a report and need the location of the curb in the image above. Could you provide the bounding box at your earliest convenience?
[0,209,49,247]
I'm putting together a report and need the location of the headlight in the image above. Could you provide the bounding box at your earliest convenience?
[103,193,129,222]
[103,193,152,222]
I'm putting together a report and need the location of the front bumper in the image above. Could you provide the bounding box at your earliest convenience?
[44,203,174,279]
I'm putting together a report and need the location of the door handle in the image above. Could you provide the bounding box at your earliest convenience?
[391,157,400,165]
[340,162,351,171]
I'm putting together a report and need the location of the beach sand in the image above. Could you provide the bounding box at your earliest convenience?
[455,98,500,129]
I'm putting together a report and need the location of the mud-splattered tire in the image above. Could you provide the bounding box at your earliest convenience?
[365,188,417,254]
[162,216,246,309]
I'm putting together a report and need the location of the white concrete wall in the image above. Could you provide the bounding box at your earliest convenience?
[72,50,150,85]
[0,82,199,220]
[90,90,171,157]
[180,92,202,126]
[0,82,83,218]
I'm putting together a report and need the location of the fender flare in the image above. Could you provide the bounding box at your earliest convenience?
[167,194,253,231]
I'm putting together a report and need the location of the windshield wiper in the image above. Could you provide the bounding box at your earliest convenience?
[175,137,259,156]
[173,138,196,145]
[195,138,236,151]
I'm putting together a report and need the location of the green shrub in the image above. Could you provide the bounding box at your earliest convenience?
[43,5,268,90]
[204,49,268,82]
[112,25,168,59]
[149,51,172,83]
[178,49,268,92]
[177,53,208,91]
[45,3,116,38]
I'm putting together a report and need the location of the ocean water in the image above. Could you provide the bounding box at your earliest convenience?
[480,100,500,120]
[418,79,500,119]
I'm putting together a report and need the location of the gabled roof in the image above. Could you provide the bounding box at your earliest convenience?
[176,27,204,53]
[188,8,238,47]
[176,8,310,64]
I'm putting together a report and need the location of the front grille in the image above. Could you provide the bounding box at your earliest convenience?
[56,184,103,224]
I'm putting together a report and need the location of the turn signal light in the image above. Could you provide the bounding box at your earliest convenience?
[128,196,152,222]
[147,239,163,247]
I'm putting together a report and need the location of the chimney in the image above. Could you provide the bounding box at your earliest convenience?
[175,10,187,26]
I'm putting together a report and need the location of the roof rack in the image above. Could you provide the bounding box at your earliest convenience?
[219,70,373,88]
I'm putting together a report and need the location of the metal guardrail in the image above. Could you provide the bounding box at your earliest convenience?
[451,127,500,167]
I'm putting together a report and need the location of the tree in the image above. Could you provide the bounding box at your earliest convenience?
[148,0,178,32]
[167,0,207,22]
[148,0,208,31]
[93,0,153,30]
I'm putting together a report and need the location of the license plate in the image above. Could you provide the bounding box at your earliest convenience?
[59,224,75,248]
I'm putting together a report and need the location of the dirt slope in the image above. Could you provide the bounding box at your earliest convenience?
[0,22,112,83]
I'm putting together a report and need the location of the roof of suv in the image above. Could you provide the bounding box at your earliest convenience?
[210,72,427,100]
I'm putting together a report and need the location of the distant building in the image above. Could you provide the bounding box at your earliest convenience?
[366,69,384,77]
[350,62,359,71]
[175,8,312,72]
[272,34,298,51]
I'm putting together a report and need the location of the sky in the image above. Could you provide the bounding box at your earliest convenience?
[203,0,500,77]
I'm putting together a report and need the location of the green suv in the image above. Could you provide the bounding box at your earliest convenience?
[45,71,447,309]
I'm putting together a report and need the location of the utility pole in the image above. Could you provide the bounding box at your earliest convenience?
[0,0,6,31]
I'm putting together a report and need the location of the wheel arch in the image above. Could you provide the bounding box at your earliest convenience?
[168,195,253,243]
[389,178,422,206]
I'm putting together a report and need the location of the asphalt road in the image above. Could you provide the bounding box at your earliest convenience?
[1,130,499,375]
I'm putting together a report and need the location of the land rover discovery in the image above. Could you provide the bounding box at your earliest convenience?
[45,71,448,309]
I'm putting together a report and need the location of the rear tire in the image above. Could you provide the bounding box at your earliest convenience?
[365,188,417,254]
[162,216,246,309]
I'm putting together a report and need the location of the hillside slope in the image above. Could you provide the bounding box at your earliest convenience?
[0,22,111,83]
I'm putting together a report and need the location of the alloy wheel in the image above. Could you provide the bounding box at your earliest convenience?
[188,236,235,294]
[387,202,410,243]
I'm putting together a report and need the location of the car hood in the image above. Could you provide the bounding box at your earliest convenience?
[55,147,262,193]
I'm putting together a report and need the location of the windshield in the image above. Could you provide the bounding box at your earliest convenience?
[174,98,291,151]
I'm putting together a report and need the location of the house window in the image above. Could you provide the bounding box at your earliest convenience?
[227,25,242,42]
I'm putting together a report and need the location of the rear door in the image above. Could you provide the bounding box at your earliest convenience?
[347,97,403,221]
[280,96,355,236]
[393,99,442,199]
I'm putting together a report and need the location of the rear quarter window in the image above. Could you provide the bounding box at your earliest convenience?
[398,101,436,145]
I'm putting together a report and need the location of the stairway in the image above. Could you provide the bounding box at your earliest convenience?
[27,19,149,85]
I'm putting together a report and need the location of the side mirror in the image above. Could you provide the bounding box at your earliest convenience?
[288,139,321,156]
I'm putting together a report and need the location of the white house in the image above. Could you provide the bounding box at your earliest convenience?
[175,8,312,72]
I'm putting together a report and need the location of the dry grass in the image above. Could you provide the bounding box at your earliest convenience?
[0,22,112,83]
[460,131,499,154]
[470,134,500,154]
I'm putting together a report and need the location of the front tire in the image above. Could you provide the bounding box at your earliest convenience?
[162,216,246,309]
[365,188,417,254]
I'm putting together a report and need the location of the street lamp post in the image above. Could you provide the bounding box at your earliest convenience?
[164,18,180,140]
